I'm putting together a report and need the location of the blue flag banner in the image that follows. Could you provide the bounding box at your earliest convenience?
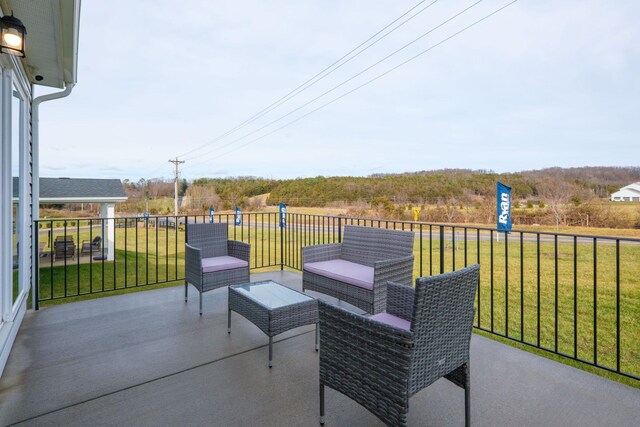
[235,207,242,226]
[209,207,215,223]
[279,203,287,228]
[496,182,512,233]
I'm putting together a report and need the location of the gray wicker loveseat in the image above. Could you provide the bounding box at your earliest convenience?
[302,225,414,314]
[319,264,480,426]
[185,223,250,315]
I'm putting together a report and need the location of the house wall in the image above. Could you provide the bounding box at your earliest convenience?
[610,189,640,202]
[0,55,32,377]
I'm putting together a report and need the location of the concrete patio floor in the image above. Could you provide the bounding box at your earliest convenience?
[0,271,638,426]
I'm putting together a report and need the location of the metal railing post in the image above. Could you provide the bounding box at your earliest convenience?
[439,226,445,274]
[34,221,39,311]
[280,213,284,271]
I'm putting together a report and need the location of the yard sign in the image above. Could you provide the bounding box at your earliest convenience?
[279,203,287,228]
[496,182,512,233]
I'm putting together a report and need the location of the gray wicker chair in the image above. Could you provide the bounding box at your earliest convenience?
[318,264,480,427]
[81,235,101,256]
[302,225,414,314]
[185,223,250,315]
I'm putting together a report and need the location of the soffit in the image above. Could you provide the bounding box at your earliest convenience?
[1,0,80,88]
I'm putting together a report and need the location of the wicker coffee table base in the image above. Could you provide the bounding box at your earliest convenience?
[228,282,319,368]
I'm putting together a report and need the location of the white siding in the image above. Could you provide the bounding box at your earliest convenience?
[0,56,32,378]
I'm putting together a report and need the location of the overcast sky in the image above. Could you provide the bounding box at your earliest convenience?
[36,0,639,181]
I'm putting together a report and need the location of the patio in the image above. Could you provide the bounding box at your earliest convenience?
[0,271,637,427]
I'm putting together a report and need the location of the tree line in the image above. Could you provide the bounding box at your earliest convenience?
[120,167,640,228]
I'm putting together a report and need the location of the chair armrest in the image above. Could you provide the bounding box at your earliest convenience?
[302,243,342,265]
[373,254,414,287]
[319,300,413,387]
[228,240,250,262]
[386,281,415,322]
[185,243,203,285]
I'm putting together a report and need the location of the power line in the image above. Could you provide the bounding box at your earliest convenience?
[178,0,440,160]
[188,0,491,165]
[189,0,484,162]
[190,0,519,166]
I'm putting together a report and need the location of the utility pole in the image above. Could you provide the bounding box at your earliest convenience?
[168,158,185,217]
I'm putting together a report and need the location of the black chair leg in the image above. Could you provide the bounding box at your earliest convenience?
[199,292,203,315]
[464,363,471,427]
[184,281,188,302]
[320,383,325,425]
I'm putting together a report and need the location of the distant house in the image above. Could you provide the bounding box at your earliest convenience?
[610,183,640,202]
[13,177,127,205]
[12,177,127,263]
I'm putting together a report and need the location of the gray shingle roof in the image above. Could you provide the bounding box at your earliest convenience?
[13,177,127,201]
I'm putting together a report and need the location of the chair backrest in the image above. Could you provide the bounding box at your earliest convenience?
[186,223,229,258]
[340,225,414,267]
[93,236,102,244]
[408,264,479,395]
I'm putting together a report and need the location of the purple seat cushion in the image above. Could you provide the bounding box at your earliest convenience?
[201,256,248,273]
[369,312,411,331]
[304,259,374,290]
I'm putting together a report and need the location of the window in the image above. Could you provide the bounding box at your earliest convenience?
[11,82,24,306]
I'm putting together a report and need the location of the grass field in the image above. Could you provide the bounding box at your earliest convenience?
[35,214,640,388]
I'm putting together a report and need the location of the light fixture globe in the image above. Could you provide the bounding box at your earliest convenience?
[0,13,26,57]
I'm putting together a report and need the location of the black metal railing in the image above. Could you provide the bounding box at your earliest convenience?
[34,213,283,304]
[34,213,640,382]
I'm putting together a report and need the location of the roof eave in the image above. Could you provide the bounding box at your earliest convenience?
[60,0,81,86]
[13,197,128,204]
[4,0,82,89]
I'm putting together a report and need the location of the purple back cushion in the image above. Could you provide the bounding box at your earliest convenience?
[369,312,411,331]
[304,259,374,290]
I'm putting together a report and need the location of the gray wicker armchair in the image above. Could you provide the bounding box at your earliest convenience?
[318,264,480,427]
[185,223,250,315]
[302,225,414,314]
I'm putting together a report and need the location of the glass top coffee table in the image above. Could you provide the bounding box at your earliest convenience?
[228,280,318,368]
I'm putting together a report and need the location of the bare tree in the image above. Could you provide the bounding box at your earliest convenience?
[537,179,579,228]
[443,199,460,223]
[474,196,495,225]
[184,185,221,211]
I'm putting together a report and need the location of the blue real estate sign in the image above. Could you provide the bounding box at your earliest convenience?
[209,207,215,223]
[496,182,512,233]
[235,207,242,226]
[279,203,287,228]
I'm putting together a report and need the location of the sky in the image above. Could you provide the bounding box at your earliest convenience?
[36,0,639,181]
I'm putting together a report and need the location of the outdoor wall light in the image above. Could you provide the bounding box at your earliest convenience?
[0,13,26,57]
